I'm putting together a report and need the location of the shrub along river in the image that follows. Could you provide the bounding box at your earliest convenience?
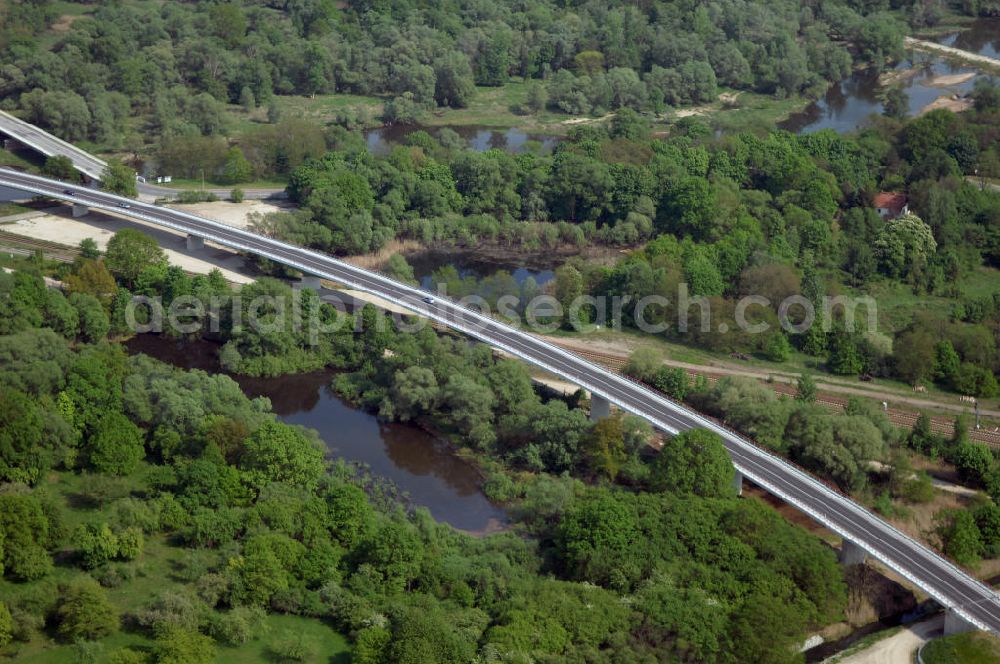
[124,334,509,534]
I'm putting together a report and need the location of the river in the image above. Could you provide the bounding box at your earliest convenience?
[124,334,509,534]
[782,18,997,134]
[936,17,1000,60]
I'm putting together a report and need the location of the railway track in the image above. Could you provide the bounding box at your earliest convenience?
[0,229,77,262]
[552,342,1000,447]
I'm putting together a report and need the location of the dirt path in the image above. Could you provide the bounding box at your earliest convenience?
[545,336,1000,446]
[905,36,1000,69]
[547,336,1000,418]
[825,614,942,664]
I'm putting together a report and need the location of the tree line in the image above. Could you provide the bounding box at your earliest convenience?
[0,0,947,151]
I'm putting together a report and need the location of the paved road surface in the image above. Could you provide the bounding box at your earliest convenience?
[1,167,999,635]
[0,110,284,200]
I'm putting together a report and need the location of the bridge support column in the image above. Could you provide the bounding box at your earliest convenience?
[299,275,322,291]
[71,203,89,218]
[185,234,204,251]
[839,539,868,566]
[944,607,978,636]
[732,468,743,496]
[590,393,611,422]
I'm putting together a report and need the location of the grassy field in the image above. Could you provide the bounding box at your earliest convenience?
[219,80,814,141]
[0,202,34,218]
[862,267,1000,332]
[922,631,1000,663]
[155,176,290,191]
[216,615,351,664]
[708,91,812,134]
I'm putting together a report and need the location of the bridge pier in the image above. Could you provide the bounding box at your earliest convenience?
[944,607,978,636]
[71,203,89,218]
[185,234,204,251]
[299,275,322,291]
[839,538,868,566]
[590,393,611,422]
[733,468,743,496]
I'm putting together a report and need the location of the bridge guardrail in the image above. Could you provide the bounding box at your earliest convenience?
[0,168,996,632]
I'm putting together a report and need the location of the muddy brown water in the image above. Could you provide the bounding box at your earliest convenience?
[124,334,509,533]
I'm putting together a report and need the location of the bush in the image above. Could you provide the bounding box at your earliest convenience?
[230,188,244,203]
[108,648,147,664]
[624,347,661,382]
[952,442,995,486]
[152,624,215,664]
[94,562,137,589]
[899,471,935,504]
[208,606,267,646]
[175,191,219,204]
[56,577,119,642]
[482,472,520,503]
[268,630,318,662]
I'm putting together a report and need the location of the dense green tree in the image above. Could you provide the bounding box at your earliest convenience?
[894,329,937,386]
[388,366,439,422]
[56,577,119,642]
[42,155,79,181]
[239,421,326,489]
[221,146,253,184]
[384,254,416,284]
[69,292,110,342]
[940,510,983,566]
[65,259,117,308]
[0,493,54,581]
[625,347,662,382]
[882,86,909,119]
[953,442,994,486]
[433,52,475,108]
[88,411,144,475]
[874,213,937,280]
[152,624,216,664]
[101,159,137,198]
[0,389,48,484]
[584,414,627,481]
[652,429,735,497]
[104,230,167,288]
[796,373,817,403]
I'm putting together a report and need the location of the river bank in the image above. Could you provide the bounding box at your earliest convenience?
[123,334,509,534]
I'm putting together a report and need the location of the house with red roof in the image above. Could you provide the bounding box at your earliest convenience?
[873,192,909,219]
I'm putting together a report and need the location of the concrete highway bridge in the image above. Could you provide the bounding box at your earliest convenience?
[0,110,283,200]
[2,167,998,636]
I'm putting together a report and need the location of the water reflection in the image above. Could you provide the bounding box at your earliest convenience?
[936,18,1000,60]
[365,124,561,156]
[406,248,558,291]
[782,59,980,134]
[124,335,508,532]
[783,19,999,134]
